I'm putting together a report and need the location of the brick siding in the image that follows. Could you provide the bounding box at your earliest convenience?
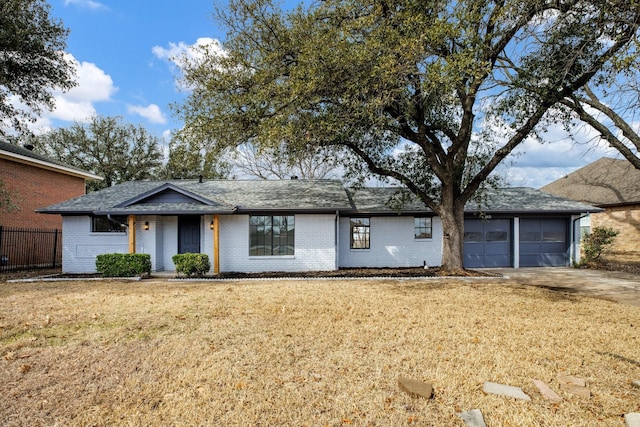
[1,158,86,229]
[590,205,640,255]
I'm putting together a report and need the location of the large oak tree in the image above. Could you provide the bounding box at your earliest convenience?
[34,115,164,191]
[0,0,76,136]
[175,0,640,272]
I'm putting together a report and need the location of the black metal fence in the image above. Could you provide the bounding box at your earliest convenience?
[0,226,62,272]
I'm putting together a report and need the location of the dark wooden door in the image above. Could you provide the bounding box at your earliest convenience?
[178,216,201,254]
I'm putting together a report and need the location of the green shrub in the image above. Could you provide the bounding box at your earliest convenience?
[96,253,152,277]
[172,253,211,277]
[581,226,619,266]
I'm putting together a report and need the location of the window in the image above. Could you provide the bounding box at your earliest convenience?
[249,215,295,256]
[91,215,127,232]
[414,217,432,239]
[350,218,370,249]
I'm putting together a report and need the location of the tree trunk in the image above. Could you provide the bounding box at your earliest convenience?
[438,199,466,274]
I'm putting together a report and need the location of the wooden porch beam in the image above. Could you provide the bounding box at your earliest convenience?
[128,215,136,254]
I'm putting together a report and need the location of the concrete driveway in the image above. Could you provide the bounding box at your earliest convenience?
[491,267,640,307]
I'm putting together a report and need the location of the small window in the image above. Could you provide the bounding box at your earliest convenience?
[249,215,295,256]
[486,231,508,242]
[464,231,483,242]
[414,217,432,239]
[350,218,370,249]
[92,215,127,232]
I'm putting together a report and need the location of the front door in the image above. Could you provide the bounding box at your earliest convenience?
[178,216,201,254]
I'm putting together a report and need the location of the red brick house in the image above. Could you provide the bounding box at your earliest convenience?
[540,157,640,258]
[0,140,102,229]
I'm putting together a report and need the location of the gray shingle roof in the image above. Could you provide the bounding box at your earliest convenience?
[540,157,640,206]
[39,180,599,216]
[39,179,353,214]
[347,187,598,214]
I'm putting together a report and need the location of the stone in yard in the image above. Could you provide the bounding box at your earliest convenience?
[398,376,433,399]
[557,374,586,387]
[557,374,590,398]
[625,413,640,427]
[559,383,591,398]
[457,409,487,427]
[531,379,562,403]
[483,381,531,401]
[632,380,640,389]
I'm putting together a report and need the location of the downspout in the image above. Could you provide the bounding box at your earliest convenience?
[571,213,590,266]
[335,210,340,270]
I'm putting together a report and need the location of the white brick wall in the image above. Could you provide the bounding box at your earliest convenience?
[219,214,337,272]
[62,213,443,273]
[62,216,128,273]
[338,216,443,268]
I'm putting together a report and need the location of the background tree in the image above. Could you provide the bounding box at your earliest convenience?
[159,135,230,179]
[34,115,163,191]
[233,143,341,179]
[175,0,640,272]
[0,0,76,136]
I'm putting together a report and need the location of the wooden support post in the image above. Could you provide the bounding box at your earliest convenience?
[128,215,136,254]
[213,214,220,274]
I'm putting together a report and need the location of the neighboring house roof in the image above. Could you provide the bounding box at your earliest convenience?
[540,157,640,207]
[0,140,102,181]
[348,187,598,215]
[38,179,598,216]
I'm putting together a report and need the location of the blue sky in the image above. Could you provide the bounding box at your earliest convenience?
[42,0,220,138]
[38,0,621,188]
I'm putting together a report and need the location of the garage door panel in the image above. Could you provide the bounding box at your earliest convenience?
[519,219,568,267]
[463,219,512,268]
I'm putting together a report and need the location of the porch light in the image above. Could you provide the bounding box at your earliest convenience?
[210,220,214,230]
[143,221,150,231]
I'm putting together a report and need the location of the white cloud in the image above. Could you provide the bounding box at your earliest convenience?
[152,37,225,71]
[127,103,167,124]
[11,54,117,134]
[44,54,117,124]
[500,122,621,188]
[64,0,108,10]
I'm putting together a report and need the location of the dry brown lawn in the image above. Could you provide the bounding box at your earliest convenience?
[1,277,639,426]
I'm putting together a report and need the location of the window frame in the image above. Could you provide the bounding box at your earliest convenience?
[249,214,295,256]
[91,215,128,233]
[414,216,433,240]
[350,217,370,250]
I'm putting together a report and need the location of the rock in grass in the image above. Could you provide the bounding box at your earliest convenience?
[531,379,562,403]
[631,380,640,389]
[483,381,531,401]
[398,376,433,399]
[557,374,590,398]
[557,374,586,387]
[625,413,640,427]
[457,409,487,427]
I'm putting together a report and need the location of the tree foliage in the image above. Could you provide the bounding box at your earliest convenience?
[159,135,230,179]
[0,177,19,213]
[175,0,640,271]
[34,115,164,191]
[0,0,76,136]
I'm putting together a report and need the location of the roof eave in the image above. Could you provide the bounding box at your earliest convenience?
[0,151,103,181]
